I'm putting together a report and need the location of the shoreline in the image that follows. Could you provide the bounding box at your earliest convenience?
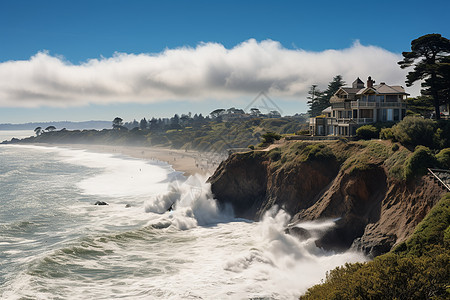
[30,143,225,176]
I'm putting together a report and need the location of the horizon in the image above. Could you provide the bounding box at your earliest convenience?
[1,0,449,123]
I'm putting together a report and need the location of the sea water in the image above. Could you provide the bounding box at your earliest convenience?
[0,144,366,299]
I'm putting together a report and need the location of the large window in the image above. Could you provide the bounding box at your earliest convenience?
[360,109,373,118]
[387,109,393,121]
[368,94,375,102]
[376,95,384,102]
[381,109,387,121]
[386,95,398,102]
[394,109,400,121]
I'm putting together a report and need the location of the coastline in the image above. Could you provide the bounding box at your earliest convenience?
[34,143,225,176]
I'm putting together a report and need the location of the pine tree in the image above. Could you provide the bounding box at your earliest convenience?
[398,34,450,119]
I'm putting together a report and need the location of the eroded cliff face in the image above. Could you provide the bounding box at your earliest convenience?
[209,151,339,220]
[208,141,445,256]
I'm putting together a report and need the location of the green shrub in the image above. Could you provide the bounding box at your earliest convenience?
[267,148,281,161]
[304,144,335,162]
[296,129,310,135]
[391,143,399,152]
[436,148,450,169]
[261,131,282,144]
[391,116,435,147]
[404,145,437,180]
[380,127,394,140]
[248,145,255,150]
[356,125,379,140]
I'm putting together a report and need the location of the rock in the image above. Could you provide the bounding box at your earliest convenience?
[94,201,108,205]
[125,204,131,208]
[285,226,312,240]
[208,151,339,220]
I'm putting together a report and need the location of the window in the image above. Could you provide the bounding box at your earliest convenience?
[387,109,393,121]
[376,95,384,102]
[382,109,387,121]
[386,95,397,102]
[394,109,400,121]
[368,94,375,102]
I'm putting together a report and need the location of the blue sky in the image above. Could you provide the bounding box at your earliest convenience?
[0,0,449,123]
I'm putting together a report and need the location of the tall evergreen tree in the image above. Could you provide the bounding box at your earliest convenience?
[307,76,345,117]
[307,85,324,117]
[139,118,148,130]
[322,75,345,103]
[398,34,450,119]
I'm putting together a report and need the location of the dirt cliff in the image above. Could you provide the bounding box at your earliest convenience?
[208,140,445,256]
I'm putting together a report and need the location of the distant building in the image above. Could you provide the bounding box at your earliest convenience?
[310,76,408,136]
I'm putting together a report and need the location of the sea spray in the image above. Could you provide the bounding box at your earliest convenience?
[145,173,234,229]
[1,145,367,299]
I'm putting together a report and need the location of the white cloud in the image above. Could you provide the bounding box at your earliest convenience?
[0,39,418,108]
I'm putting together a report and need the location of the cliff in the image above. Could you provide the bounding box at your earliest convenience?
[208,140,446,256]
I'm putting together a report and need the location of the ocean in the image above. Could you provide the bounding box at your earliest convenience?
[0,142,366,299]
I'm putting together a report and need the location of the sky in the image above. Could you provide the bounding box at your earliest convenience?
[0,0,449,124]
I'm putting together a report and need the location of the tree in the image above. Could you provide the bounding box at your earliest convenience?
[307,85,324,117]
[34,126,42,136]
[398,34,450,120]
[112,117,123,129]
[307,76,345,117]
[139,118,148,130]
[45,126,56,132]
[210,108,225,120]
[323,75,345,103]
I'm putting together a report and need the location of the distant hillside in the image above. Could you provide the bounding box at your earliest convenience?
[0,121,111,131]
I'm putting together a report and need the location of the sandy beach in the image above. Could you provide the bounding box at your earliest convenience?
[49,144,226,176]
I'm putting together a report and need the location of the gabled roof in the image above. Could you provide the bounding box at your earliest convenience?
[373,84,407,94]
[341,87,360,94]
[322,106,332,113]
[356,84,408,95]
[356,87,377,95]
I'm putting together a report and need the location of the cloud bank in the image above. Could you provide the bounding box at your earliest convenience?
[0,39,415,108]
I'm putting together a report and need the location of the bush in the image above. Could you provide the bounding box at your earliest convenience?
[380,127,394,140]
[296,129,310,135]
[356,125,379,140]
[436,148,450,169]
[391,143,399,152]
[261,131,282,144]
[404,145,437,180]
[391,116,435,147]
[304,144,335,161]
[248,145,255,150]
[267,148,281,161]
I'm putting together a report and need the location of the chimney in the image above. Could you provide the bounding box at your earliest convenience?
[367,76,375,88]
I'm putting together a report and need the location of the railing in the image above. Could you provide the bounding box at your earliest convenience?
[351,101,407,108]
[357,118,374,124]
[332,102,352,109]
[428,168,450,191]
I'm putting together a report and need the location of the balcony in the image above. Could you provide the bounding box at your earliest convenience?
[325,117,374,125]
[331,102,352,109]
[351,101,407,109]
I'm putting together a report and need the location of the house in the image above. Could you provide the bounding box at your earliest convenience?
[310,76,408,136]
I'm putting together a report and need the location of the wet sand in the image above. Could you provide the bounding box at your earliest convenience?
[52,144,225,176]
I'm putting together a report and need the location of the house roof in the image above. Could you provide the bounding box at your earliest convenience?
[341,87,360,94]
[322,106,332,113]
[356,84,407,95]
[353,77,364,85]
